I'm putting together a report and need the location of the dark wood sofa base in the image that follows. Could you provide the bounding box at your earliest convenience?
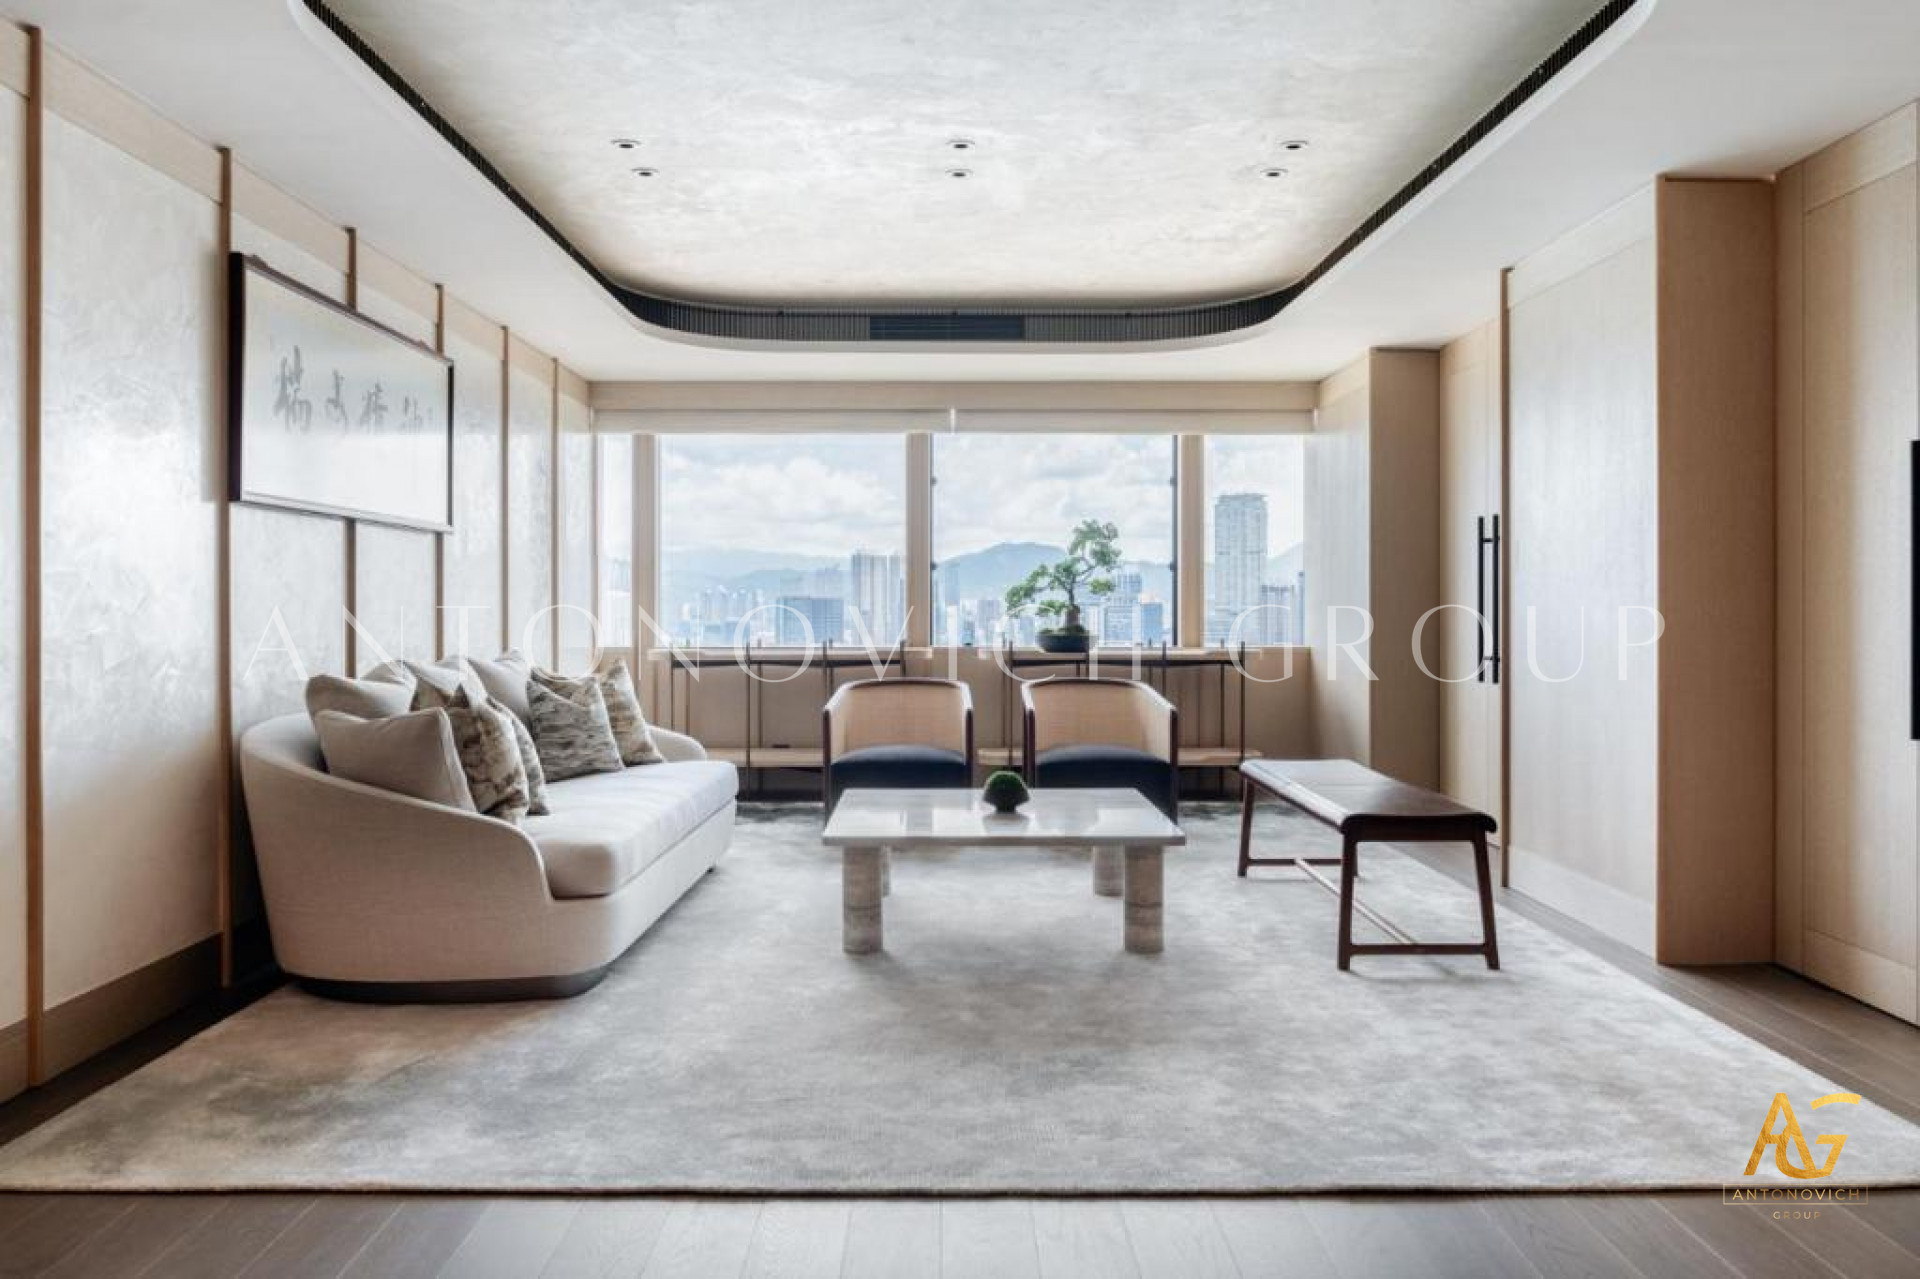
[298,967,611,1004]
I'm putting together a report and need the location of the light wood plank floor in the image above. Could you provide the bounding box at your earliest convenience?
[1,853,1916,1278]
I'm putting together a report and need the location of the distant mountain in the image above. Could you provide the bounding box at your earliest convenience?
[661,546,841,593]
[939,541,1172,607]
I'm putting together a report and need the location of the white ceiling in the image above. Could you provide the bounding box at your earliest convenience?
[6,0,1920,382]
[323,0,1601,306]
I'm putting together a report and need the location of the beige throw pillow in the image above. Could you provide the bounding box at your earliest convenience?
[305,673,413,721]
[410,681,532,823]
[462,651,535,727]
[313,709,476,811]
[527,675,625,781]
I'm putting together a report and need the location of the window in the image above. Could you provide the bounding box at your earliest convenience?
[1203,435,1307,646]
[597,434,633,648]
[933,434,1175,647]
[658,434,906,648]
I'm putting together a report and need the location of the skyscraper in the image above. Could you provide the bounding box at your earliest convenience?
[848,550,905,643]
[1213,493,1268,642]
[774,595,844,646]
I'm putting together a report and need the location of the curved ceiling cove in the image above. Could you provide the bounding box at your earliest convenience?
[310,0,1636,344]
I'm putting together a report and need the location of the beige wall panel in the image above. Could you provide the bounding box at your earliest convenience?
[1775,163,1808,971]
[228,164,348,276]
[0,91,23,1042]
[1653,179,1776,964]
[1438,321,1499,815]
[1804,103,1919,212]
[354,286,436,348]
[1365,350,1441,788]
[1802,165,1920,975]
[557,389,595,674]
[507,362,556,665]
[39,116,223,1005]
[1305,377,1370,761]
[442,326,505,655]
[41,48,219,200]
[352,525,437,669]
[1506,235,1659,948]
[0,21,26,96]
[230,215,346,301]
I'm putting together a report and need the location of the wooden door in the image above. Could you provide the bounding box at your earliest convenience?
[1437,321,1503,834]
[1797,120,1920,1022]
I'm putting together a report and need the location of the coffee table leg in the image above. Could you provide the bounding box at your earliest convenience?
[844,845,884,954]
[1093,847,1123,897]
[1124,846,1164,954]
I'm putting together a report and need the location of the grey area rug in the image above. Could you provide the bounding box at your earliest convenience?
[3,803,1919,1193]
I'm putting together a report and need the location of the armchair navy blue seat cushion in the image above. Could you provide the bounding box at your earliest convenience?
[1033,745,1178,819]
[827,745,970,812]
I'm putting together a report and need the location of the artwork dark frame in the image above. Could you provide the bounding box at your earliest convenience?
[227,252,455,532]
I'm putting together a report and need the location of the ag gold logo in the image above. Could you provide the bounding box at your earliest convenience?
[1743,1092,1859,1180]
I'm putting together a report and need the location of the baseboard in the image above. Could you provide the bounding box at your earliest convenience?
[40,936,223,1080]
[1801,929,1919,1025]
[0,1018,27,1103]
[1506,845,1656,957]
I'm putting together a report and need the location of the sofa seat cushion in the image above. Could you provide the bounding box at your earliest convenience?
[828,745,970,802]
[1034,745,1176,818]
[525,760,738,899]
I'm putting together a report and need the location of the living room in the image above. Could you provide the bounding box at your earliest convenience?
[1,1,1919,1276]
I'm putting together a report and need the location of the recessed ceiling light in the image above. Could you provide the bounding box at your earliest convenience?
[1261,167,1289,179]
[1281,139,1309,151]
[948,138,976,152]
[612,137,641,150]
[946,167,973,179]
[631,166,658,178]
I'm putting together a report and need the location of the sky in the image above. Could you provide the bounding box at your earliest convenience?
[656,431,1304,566]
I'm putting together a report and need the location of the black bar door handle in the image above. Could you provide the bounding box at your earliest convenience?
[1490,512,1503,686]
[1475,515,1487,683]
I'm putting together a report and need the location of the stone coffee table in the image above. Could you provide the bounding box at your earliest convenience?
[821,787,1186,955]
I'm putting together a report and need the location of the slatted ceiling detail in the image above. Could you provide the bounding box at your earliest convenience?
[442,293,505,355]
[40,47,221,201]
[0,22,25,96]
[506,332,554,381]
[353,241,438,322]
[229,163,350,271]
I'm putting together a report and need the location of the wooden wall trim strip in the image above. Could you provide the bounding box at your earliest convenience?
[591,380,1320,414]
[355,240,437,322]
[21,26,45,1086]
[40,45,219,201]
[499,336,513,653]
[215,149,236,988]
[1507,185,1655,308]
[1804,103,1919,212]
[549,360,561,669]
[433,285,448,657]
[1176,434,1206,646]
[507,332,554,382]
[0,21,26,96]
[229,162,349,273]
[442,293,504,356]
[1774,162,1807,970]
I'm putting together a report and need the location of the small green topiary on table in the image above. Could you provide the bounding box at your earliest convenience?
[981,770,1031,813]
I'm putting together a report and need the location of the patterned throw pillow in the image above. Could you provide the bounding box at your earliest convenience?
[409,681,532,823]
[526,676,625,782]
[504,707,551,817]
[592,660,664,765]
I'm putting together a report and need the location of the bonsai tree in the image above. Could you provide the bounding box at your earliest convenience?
[1003,519,1124,634]
[981,769,1031,813]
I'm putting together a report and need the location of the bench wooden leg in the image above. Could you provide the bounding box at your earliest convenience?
[1237,778,1255,877]
[1337,834,1358,971]
[1473,832,1500,970]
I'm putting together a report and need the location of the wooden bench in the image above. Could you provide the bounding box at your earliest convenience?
[1237,759,1500,971]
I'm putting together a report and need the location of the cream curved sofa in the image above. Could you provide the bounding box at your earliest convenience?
[239,713,736,1000]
